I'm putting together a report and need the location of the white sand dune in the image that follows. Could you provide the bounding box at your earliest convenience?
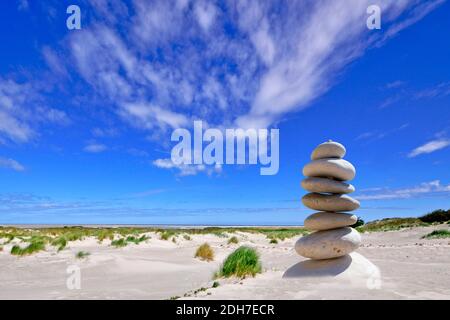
[1,226,450,300]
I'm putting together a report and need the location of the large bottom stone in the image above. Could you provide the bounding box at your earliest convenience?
[295,227,361,260]
[304,212,357,231]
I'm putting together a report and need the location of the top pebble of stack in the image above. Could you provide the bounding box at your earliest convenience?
[311,140,346,160]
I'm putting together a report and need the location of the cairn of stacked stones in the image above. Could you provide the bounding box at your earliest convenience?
[295,141,361,260]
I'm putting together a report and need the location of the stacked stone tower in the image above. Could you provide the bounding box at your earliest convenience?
[295,141,361,260]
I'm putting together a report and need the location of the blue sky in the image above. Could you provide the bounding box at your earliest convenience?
[0,0,449,225]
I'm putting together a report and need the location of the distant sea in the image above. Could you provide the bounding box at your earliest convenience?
[1,223,304,228]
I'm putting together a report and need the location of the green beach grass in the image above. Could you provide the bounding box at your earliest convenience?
[422,229,450,239]
[76,251,90,259]
[11,239,46,256]
[216,246,261,278]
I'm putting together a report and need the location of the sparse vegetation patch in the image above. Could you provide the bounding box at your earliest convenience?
[195,243,214,261]
[422,229,450,239]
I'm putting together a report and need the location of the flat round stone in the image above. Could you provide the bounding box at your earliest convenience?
[311,141,346,160]
[295,227,361,260]
[304,212,358,231]
[303,158,356,181]
[302,193,360,212]
[301,177,355,194]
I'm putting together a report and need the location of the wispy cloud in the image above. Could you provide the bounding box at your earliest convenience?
[236,0,443,128]
[34,0,441,140]
[379,80,450,111]
[377,0,445,45]
[408,138,450,158]
[84,143,108,153]
[129,189,167,198]
[194,0,217,32]
[414,82,450,99]
[357,180,450,200]
[378,95,402,109]
[0,157,25,172]
[0,78,69,144]
[153,158,222,176]
[91,127,119,138]
[4,0,443,163]
[385,80,406,89]
[17,0,29,11]
[355,123,409,142]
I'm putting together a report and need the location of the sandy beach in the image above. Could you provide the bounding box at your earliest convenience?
[1,224,450,300]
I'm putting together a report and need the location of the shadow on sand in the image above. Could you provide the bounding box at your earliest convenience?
[283,254,353,278]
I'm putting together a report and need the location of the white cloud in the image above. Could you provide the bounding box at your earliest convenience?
[356,124,409,142]
[0,78,69,143]
[236,0,443,128]
[378,0,445,45]
[195,1,217,32]
[84,143,107,153]
[153,158,221,176]
[17,0,29,11]
[357,180,450,200]
[408,139,450,158]
[0,157,25,172]
[42,47,67,76]
[414,82,450,99]
[0,79,34,142]
[92,127,118,138]
[44,0,442,143]
[120,102,188,130]
[385,80,406,89]
[0,110,33,143]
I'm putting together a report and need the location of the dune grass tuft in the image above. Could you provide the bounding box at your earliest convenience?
[0,233,15,244]
[183,234,192,241]
[269,239,278,244]
[96,229,115,242]
[11,239,46,256]
[422,229,450,239]
[76,251,90,259]
[160,230,175,241]
[227,236,239,244]
[216,246,261,279]
[51,236,68,251]
[111,238,127,248]
[195,243,214,261]
[125,235,148,244]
